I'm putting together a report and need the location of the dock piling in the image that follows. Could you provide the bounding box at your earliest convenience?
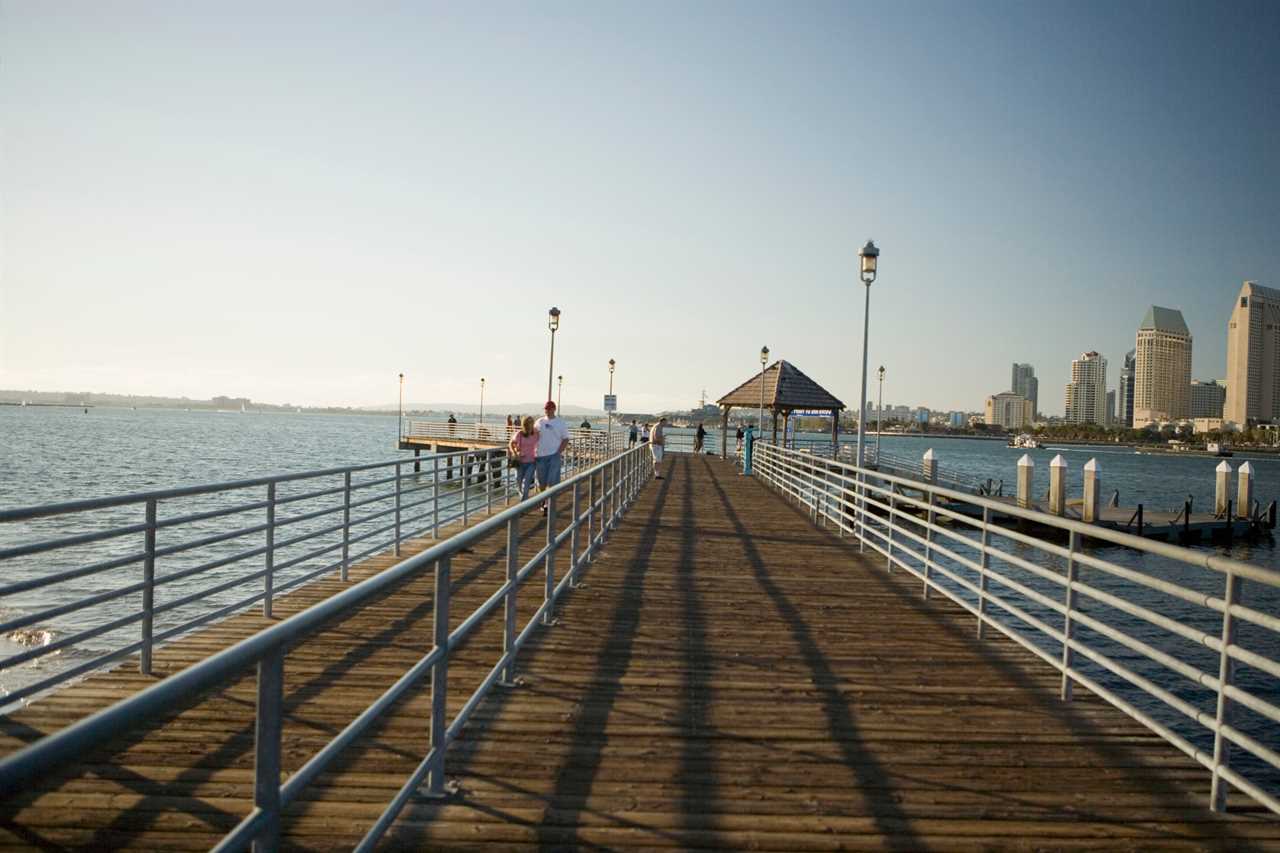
[1215,461,1232,516]
[1016,454,1034,509]
[922,448,938,484]
[1238,462,1254,520]
[1049,454,1066,516]
[1082,458,1100,523]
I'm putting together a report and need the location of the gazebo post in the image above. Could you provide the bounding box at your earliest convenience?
[720,406,730,460]
[831,408,839,456]
[772,410,779,444]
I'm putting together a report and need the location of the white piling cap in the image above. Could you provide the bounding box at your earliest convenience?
[1017,453,1033,467]
[1050,454,1067,468]
[1239,461,1254,475]
[923,448,936,461]
[1217,460,1233,473]
[1083,457,1100,473]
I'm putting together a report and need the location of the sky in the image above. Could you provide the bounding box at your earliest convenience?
[2,1,1278,415]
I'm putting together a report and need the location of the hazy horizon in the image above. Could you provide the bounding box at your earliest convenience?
[4,2,1277,415]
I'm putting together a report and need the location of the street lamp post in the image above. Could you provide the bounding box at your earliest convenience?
[608,358,616,450]
[479,377,485,425]
[854,240,880,469]
[876,365,885,460]
[398,373,404,442]
[546,307,561,402]
[758,346,770,438]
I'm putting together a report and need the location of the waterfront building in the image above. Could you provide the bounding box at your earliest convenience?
[985,392,1033,429]
[1193,417,1240,434]
[1118,349,1136,428]
[1134,306,1192,428]
[1011,363,1039,417]
[949,411,965,428]
[1064,351,1107,426]
[1190,379,1226,419]
[1224,280,1280,424]
[1106,390,1116,427]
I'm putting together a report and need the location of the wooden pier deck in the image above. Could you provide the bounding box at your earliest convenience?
[3,456,1279,850]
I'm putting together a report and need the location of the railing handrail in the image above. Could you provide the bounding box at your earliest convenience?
[0,445,488,523]
[752,442,1280,815]
[0,442,651,850]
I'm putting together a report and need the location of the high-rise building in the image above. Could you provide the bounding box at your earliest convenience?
[1064,351,1107,425]
[1117,349,1136,428]
[1134,306,1192,427]
[1225,281,1280,425]
[1106,390,1116,426]
[1011,363,1039,417]
[1190,379,1226,419]
[985,392,1033,429]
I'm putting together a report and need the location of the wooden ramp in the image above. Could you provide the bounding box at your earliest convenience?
[3,456,1278,850]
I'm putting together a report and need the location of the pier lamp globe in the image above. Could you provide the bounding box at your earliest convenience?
[854,240,881,472]
[546,307,561,402]
[759,346,770,435]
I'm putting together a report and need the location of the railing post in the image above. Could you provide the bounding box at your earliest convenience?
[586,468,597,562]
[394,461,403,557]
[1060,530,1079,700]
[462,452,470,527]
[428,557,451,794]
[569,480,582,587]
[543,493,557,624]
[923,486,935,599]
[886,488,895,572]
[432,455,441,538]
[141,498,157,674]
[977,506,990,639]
[502,520,518,683]
[486,451,494,515]
[252,648,284,853]
[599,467,608,544]
[341,471,352,582]
[1210,572,1241,812]
[264,483,276,618]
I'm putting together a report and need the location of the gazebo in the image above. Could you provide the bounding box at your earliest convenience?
[715,361,846,458]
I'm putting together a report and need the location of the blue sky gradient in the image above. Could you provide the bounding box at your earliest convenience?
[3,1,1277,413]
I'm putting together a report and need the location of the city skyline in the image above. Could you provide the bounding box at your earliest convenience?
[3,3,1278,413]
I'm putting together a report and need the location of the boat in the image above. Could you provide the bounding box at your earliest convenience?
[1007,433,1039,449]
[1207,441,1234,458]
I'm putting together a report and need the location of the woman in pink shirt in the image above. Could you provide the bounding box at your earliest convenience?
[508,415,540,501]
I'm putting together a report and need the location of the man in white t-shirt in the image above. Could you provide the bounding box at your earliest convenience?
[534,401,571,503]
[649,416,667,479]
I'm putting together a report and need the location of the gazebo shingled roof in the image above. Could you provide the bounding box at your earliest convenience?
[717,361,845,411]
[712,361,845,458]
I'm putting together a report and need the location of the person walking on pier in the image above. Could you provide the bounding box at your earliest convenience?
[650,417,667,478]
[735,425,745,456]
[508,416,539,502]
[694,422,706,453]
[628,420,638,446]
[535,400,570,511]
[641,423,650,443]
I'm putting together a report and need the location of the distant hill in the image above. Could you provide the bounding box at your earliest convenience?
[368,402,606,417]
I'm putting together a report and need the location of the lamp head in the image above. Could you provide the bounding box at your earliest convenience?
[859,239,879,285]
[548,306,561,331]
[760,345,770,365]
[878,365,885,380]
[608,358,615,373]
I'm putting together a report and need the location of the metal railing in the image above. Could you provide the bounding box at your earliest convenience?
[0,444,605,707]
[0,443,652,851]
[753,442,1280,815]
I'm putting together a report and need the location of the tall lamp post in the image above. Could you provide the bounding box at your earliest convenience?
[608,358,616,450]
[479,377,485,425]
[876,365,885,460]
[758,346,770,438]
[398,372,404,442]
[854,240,880,468]
[557,375,563,411]
[546,307,561,402]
